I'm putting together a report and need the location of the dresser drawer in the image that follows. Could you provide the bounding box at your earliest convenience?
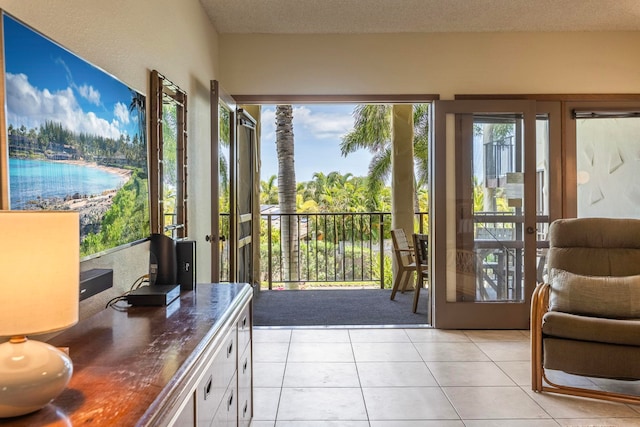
[211,373,238,427]
[196,327,237,427]
[237,303,251,355]
[238,344,252,427]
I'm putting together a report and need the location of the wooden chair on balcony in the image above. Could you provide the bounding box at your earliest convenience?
[412,233,429,314]
[390,229,428,304]
[390,229,414,300]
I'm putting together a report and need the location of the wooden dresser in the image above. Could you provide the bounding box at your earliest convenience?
[4,283,253,426]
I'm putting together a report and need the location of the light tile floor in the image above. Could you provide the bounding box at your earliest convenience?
[251,327,640,427]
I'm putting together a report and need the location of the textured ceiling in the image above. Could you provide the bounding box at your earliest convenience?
[200,0,640,34]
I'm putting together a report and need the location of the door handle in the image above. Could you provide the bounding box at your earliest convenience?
[205,235,226,242]
[526,227,535,234]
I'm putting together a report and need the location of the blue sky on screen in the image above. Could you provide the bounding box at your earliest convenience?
[3,14,141,140]
[260,104,374,183]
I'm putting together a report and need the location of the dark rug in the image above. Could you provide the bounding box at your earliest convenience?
[253,289,429,327]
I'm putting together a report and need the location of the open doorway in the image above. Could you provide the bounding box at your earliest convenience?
[228,102,434,326]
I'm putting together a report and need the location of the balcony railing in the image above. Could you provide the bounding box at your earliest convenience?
[218,212,429,289]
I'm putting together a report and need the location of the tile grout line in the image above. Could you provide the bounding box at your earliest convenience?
[273,331,292,424]
[348,329,373,424]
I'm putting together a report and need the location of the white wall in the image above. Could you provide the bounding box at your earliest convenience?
[219,32,640,97]
[0,0,219,319]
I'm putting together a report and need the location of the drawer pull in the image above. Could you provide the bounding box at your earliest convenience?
[228,390,234,409]
[242,315,247,328]
[243,401,248,416]
[243,359,248,373]
[204,375,212,400]
[227,341,233,357]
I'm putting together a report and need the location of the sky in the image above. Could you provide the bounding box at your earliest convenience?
[3,14,142,141]
[260,104,374,183]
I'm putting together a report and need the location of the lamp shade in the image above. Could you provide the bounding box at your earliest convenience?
[0,211,79,336]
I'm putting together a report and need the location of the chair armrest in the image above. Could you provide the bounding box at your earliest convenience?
[395,247,414,253]
[531,282,550,323]
[531,282,550,391]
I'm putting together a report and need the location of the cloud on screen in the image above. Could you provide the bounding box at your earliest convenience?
[6,72,125,140]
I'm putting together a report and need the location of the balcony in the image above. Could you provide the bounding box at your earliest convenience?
[219,211,429,290]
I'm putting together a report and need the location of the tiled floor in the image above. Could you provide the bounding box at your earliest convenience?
[251,327,640,427]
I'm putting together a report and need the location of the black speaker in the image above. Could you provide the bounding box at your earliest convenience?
[149,233,177,286]
[176,240,196,291]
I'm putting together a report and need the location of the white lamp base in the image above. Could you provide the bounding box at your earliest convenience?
[0,337,73,418]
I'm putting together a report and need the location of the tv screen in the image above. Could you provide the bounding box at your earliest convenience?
[1,12,150,259]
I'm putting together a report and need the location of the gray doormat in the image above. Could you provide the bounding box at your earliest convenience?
[253,289,429,327]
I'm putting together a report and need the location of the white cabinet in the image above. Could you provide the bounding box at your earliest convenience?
[196,327,237,426]
[237,303,252,427]
[168,286,252,427]
[238,345,252,427]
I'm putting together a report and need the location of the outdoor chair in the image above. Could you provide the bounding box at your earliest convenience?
[412,233,429,314]
[531,217,640,404]
[390,229,417,300]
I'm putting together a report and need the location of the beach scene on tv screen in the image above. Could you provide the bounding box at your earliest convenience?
[3,14,150,258]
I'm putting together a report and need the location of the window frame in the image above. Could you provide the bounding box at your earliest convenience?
[149,70,188,238]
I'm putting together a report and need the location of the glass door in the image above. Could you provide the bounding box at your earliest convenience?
[233,109,257,284]
[432,100,537,328]
[210,81,235,282]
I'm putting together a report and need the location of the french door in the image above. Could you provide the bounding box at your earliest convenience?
[233,109,257,284]
[210,81,257,285]
[432,100,538,329]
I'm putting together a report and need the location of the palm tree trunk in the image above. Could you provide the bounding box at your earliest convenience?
[275,105,299,289]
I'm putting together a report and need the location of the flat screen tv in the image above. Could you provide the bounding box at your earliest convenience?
[0,12,150,260]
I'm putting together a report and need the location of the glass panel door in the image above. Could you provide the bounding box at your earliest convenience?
[235,109,256,284]
[432,100,537,329]
[210,81,234,282]
[533,101,561,286]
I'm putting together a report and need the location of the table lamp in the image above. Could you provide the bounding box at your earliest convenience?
[0,211,79,418]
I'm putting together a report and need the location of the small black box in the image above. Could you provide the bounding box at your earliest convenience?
[127,284,180,306]
[80,268,113,301]
[176,240,196,291]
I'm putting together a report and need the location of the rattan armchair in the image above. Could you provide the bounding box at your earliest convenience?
[531,217,640,404]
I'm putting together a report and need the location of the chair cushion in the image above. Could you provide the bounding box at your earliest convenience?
[549,269,640,319]
[542,311,640,346]
[543,336,640,380]
[547,218,640,277]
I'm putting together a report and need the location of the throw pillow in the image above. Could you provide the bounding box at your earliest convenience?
[548,268,640,319]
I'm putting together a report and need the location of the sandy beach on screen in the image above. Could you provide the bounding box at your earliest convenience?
[23,159,134,236]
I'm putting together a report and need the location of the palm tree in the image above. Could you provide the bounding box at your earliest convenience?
[340,104,430,211]
[275,105,299,288]
[218,106,230,197]
[341,105,392,192]
[260,174,279,205]
[128,90,146,144]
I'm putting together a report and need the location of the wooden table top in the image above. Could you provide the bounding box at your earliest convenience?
[3,283,252,427]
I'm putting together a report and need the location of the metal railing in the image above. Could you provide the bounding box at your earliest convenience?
[218,211,429,289]
[473,212,549,301]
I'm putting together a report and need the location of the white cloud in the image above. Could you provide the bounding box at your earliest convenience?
[292,106,353,140]
[113,102,130,125]
[5,72,122,139]
[77,84,101,106]
[261,107,276,142]
[260,105,354,143]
